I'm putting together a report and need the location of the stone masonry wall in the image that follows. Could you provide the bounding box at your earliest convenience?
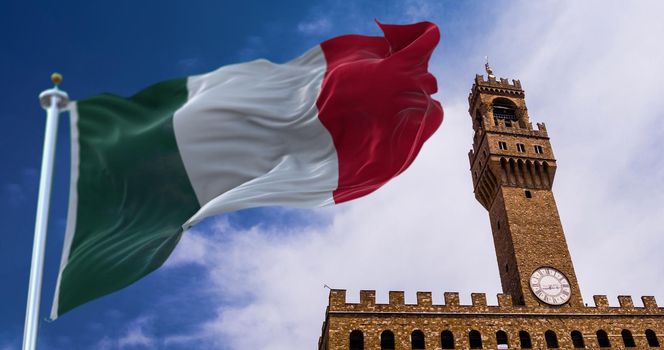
[320,290,664,350]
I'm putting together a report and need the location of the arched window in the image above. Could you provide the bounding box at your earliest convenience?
[496,330,508,346]
[469,330,483,349]
[381,330,395,350]
[597,330,611,347]
[441,330,454,349]
[519,331,533,349]
[622,329,636,347]
[411,330,425,349]
[571,330,585,348]
[646,329,660,347]
[349,330,364,350]
[545,330,559,348]
[492,98,517,126]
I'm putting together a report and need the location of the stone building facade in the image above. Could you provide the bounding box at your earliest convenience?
[317,70,664,349]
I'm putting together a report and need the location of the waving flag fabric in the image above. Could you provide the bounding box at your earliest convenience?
[51,21,443,319]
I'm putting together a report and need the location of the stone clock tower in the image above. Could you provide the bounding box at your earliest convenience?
[317,67,664,350]
[467,63,582,307]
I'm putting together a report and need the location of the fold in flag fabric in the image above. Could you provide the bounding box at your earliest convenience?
[51,21,443,319]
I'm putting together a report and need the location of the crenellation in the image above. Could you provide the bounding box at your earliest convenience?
[416,292,432,307]
[471,293,488,307]
[329,289,346,309]
[444,292,460,306]
[388,291,404,306]
[497,293,513,307]
[619,295,635,309]
[594,295,609,308]
[643,296,658,309]
[359,290,375,307]
[328,290,664,316]
[536,122,546,131]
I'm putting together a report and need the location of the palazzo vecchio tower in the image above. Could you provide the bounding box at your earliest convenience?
[318,66,664,349]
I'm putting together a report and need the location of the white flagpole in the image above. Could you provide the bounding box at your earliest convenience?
[22,73,69,350]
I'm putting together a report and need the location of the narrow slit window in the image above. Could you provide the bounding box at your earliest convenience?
[381,330,395,350]
[496,331,508,346]
[411,330,425,350]
[525,190,532,198]
[545,330,559,348]
[597,330,611,347]
[441,330,455,349]
[519,331,532,349]
[622,329,636,348]
[646,329,660,347]
[571,330,585,348]
[469,330,483,349]
[350,330,364,350]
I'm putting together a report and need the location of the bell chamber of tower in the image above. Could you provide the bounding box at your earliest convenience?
[317,70,664,350]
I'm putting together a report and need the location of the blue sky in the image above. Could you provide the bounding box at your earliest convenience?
[2,1,664,349]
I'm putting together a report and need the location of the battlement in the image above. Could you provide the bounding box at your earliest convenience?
[475,74,522,89]
[468,74,525,105]
[328,289,663,315]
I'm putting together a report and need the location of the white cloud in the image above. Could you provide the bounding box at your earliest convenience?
[297,18,332,36]
[402,0,440,22]
[163,0,664,348]
[116,317,155,349]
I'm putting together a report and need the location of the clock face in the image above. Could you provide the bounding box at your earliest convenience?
[529,267,571,305]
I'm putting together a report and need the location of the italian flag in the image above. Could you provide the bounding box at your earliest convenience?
[51,21,443,319]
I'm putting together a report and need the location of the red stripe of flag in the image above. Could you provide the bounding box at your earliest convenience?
[317,21,443,203]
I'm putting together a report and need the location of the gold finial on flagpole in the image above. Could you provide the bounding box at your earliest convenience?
[51,72,63,86]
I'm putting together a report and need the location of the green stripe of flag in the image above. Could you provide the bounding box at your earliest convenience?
[54,78,200,317]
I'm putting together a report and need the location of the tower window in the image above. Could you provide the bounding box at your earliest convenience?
[498,141,508,150]
[525,190,532,198]
[622,329,636,347]
[597,330,611,347]
[646,329,660,347]
[517,143,526,152]
[411,330,425,350]
[571,330,585,348]
[534,145,544,154]
[545,330,559,348]
[441,330,455,349]
[469,330,483,349]
[350,330,364,350]
[519,331,532,349]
